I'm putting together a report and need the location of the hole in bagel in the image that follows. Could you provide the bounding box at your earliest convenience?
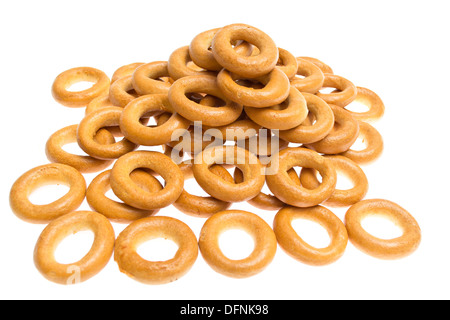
[61,142,93,156]
[345,100,370,113]
[349,136,368,151]
[28,184,70,205]
[291,218,331,249]
[66,81,95,92]
[318,87,338,94]
[219,229,255,260]
[361,215,404,240]
[136,238,179,262]
[54,230,95,264]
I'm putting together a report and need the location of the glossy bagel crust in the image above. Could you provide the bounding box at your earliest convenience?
[131,61,172,95]
[306,104,360,154]
[277,93,334,144]
[86,169,163,223]
[273,205,348,265]
[217,67,290,108]
[340,121,384,164]
[110,150,184,210]
[168,46,217,80]
[108,75,139,107]
[298,56,334,74]
[33,211,115,285]
[198,210,277,278]
[77,106,138,160]
[10,163,86,223]
[290,58,325,93]
[168,75,243,126]
[111,62,145,84]
[52,67,110,108]
[344,87,385,122]
[316,74,357,107]
[345,199,421,259]
[114,216,198,284]
[193,146,265,202]
[266,147,337,207]
[120,94,191,146]
[211,23,279,78]
[300,155,369,207]
[45,124,115,173]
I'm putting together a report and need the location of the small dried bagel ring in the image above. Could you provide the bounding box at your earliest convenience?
[345,199,421,259]
[199,210,277,278]
[298,57,334,74]
[193,146,265,202]
[344,87,385,122]
[340,121,384,164]
[114,216,198,284]
[300,155,369,207]
[168,46,217,80]
[211,23,279,78]
[86,169,163,223]
[33,211,115,285]
[290,58,325,93]
[110,150,184,210]
[109,75,139,107]
[277,48,298,80]
[45,124,115,173]
[266,147,337,207]
[168,75,243,126]
[189,28,253,71]
[120,94,191,146]
[316,74,357,107]
[77,106,138,160]
[111,62,144,84]
[306,104,360,154]
[277,93,334,144]
[217,67,290,108]
[273,205,348,266]
[234,167,299,211]
[244,86,308,130]
[51,67,110,108]
[132,61,172,95]
[9,163,86,223]
[174,164,234,218]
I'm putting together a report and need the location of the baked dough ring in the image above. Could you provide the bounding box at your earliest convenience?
[86,169,163,223]
[131,61,172,95]
[120,94,191,146]
[316,74,357,107]
[189,28,253,71]
[345,199,421,259]
[234,167,299,211]
[298,56,334,74]
[300,155,368,207]
[244,86,308,130]
[110,150,184,210]
[168,75,243,126]
[340,121,384,164]
[77,106,138,160]
[273,205,348,265]
[211,23,279,78]
[114,216,198,284]
[217,67,290,108]
[290,58,325,93]
[45,124,115,173]
[111,62,145,84]
[198,210,277,278]
[10,163,86,224]
[174,164,234,218]
[33,210,115,285]
[277,48,298,80]
[193,146,265,202]
[277,93,334,144]
[51,67,110,108]
[343,87,385,122]
[266,147,337,207]
[168,46,217,80]
[108,75,139,107]
[306,104,360,154]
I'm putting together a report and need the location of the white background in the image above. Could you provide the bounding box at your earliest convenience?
[1,0,449,300]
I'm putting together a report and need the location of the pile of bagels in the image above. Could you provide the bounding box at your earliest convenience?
[9,23,421,285]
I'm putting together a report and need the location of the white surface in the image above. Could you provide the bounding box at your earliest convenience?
[1,0,449,300]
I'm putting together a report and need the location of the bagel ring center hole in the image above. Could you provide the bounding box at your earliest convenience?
[361,215,404,240]
[54,230,95,264]
[28,184,70,205]
[291,218,331,249]
[219,229,255,260]
[137,238,179,262]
